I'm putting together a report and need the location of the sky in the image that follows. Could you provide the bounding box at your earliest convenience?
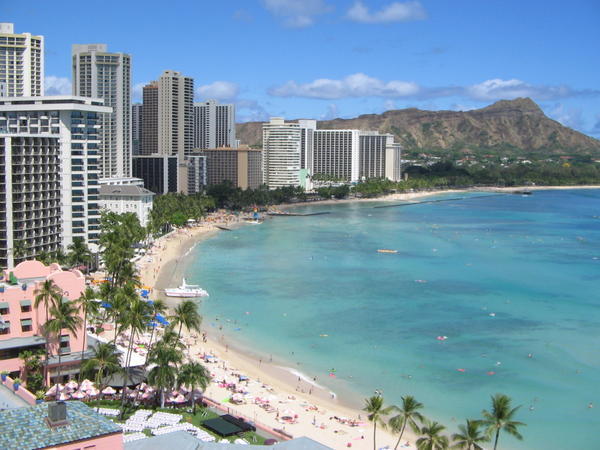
[3,0,600,136]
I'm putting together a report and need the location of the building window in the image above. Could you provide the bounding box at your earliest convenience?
[20,300,32,313]
[59,335,70,354]
[21,319,32,332]
[0,322,9,335]
[0,302,8,315]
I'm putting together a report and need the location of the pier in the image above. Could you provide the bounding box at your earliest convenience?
[268,211,331,217]
[373,193,505,209]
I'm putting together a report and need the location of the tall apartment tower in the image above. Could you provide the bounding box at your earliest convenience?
[140,71,193,159]
[192,100,236,149]
[0,96,110,267]
[72,44,132,178]
[0,23,44,97]
[131,103,142,155]
[141,82,158,155]
[262,117,302,189]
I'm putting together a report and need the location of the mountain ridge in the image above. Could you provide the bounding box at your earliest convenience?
[236,98,600,159]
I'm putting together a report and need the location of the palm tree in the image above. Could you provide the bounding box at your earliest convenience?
[76,287,99,381]
[44,300,82,393]
[452,420,489,450]
[177,361,211,413]
[81,342,121,409]
[67,237,92,272]
[13,239,29,262]
[170,300,202,340]
[118,296,151,417]
[147,343,183,408]
[144,299,167,365]
[416,420,449,450]
[480,394,525,450]
[363,395,395,450]
[34,279,63,381]
[389,396,425,450]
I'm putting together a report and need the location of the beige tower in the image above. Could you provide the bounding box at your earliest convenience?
[0,23,44,97]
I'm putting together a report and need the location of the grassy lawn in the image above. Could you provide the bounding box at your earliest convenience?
[85,400,267,445]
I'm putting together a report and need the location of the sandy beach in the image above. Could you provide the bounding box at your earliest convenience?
[137,185,599,449]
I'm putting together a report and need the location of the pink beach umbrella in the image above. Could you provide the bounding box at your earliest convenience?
[141,391,155,400]
[87,387,100,398]
[173,394,186,404]
[80,379,94,391]
[71,390,87,399]
[45,385,60,396]
[58,392,71,401]
[102,386,116,395]
[66,380,79,391]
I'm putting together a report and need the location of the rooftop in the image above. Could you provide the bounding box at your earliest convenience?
[99,184,155,197]
[125,432,332,450]
[0,401,122,450]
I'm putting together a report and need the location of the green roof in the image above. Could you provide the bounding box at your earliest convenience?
[0,401,122,450]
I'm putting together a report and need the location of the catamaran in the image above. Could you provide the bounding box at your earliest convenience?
[165,278,209,298]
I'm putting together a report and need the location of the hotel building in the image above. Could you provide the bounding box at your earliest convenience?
[262,117,402,188]
[140,71,193,159]
[193,100,236,149]
[0,96,111,265]
[262,117,302,189]
[0,260,87,384]
[0,23,44,97]
[99,185,154,227]
[72,44,132,178]
[195,146,262,189]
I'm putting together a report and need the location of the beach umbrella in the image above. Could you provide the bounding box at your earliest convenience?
[71,390,86,399]
[45,385,59,396]
[88,387,100,397]
[141,391,155,400]
[80,379,94,391]
[102,386,116,395]
[173,394,186,404]
[66,380,79,390]
[58,392,71,401]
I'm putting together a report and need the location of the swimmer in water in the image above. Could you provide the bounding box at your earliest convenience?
[589,402,594,409]
[528,353,533,358]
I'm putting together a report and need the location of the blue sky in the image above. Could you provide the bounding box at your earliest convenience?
[4,0,600,136]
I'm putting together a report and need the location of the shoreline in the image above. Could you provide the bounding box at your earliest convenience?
[139,186,599,449]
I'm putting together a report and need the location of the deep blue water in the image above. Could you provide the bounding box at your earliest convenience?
[185,189,600,450]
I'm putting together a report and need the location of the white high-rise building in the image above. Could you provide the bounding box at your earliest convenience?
[0,96,111,265]
[72,44,131,178]
[312,129,361,182]
[262,117,302,189]
[192,100,236,149]
[0,23,44,97]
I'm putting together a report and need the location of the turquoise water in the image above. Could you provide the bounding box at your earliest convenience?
[186,189,600,450]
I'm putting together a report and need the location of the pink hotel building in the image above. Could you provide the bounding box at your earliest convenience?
[0,260,87,384]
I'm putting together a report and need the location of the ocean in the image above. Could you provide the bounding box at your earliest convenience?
[184,189,600,450]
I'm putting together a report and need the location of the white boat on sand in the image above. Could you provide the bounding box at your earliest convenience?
[165,279,209,298]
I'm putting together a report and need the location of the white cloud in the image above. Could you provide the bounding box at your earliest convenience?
[346,1,427,23]
[261,0,331,27]
[321,103,339,119]
[466,79,575,101]
[45,76,71,95]
[547,103,584,131]
[269,73,420,99]
[383,100,396,111]
[196,81,240,101]
[235,99,270,122]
